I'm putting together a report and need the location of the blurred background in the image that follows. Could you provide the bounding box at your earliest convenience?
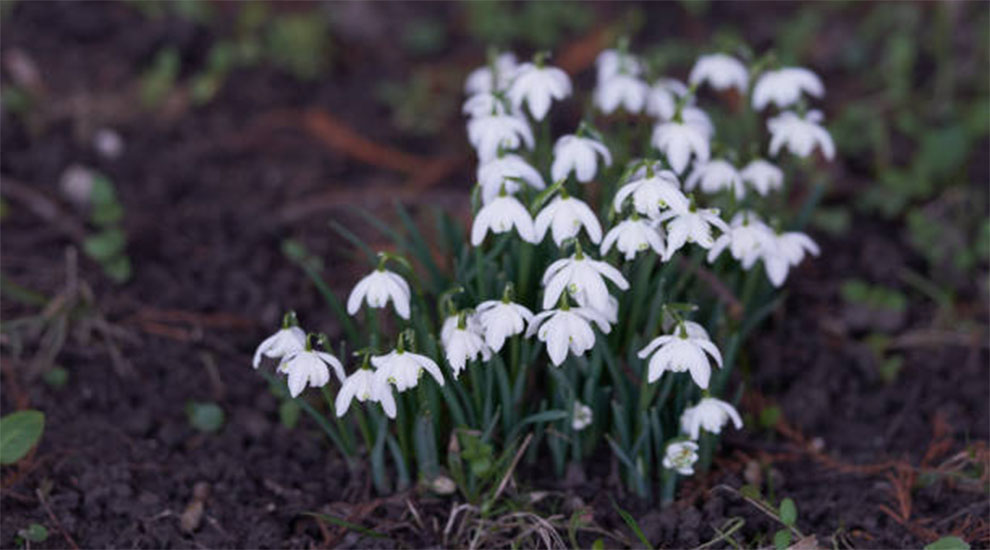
[1,1,987,548]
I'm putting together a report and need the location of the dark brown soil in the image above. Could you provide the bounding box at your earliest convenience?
[2,2,987,549]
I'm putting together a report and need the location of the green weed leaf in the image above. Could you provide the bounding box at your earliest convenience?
[0,410,45,465]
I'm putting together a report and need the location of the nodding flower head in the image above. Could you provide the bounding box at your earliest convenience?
[637,324,724,389]
[347,267,412,320]
[680,397,743,440]
[507,60,572,121]
[689,53,749,94]
[662,440,700,475]
[752,66,824,111]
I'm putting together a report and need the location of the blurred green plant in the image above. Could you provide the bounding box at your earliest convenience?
[0,410,45,465]
[465,1,593,49]
[83,174,131,284]
[185,402,225,433]
[827,2,989,292]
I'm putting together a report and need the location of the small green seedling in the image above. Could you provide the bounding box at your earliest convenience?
[925,536,971,550]
[185,402,225,433]
[83,174,131,283]
[15,523,48,546]
[0,410,45,465]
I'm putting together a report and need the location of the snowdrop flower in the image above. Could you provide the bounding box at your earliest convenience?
[707,211,774,269]
[752,67,824,110]
[526,302,611,366]
[662,440,699,475]
[508,60,571,121]
[740,159,784,195]
[646,78,690,119]
[471,194,537,246]
[372,349,444,392]
[551,134,612,183]
[600,216,665,260]
[467,113,534,162]
[279,347,346,398]
[594,73,649,114]
[465,52,518,95]
[476,296,534,352]
[541,250,629,312]
[680,320,712,341]
[651,119,710,174]
[462,92,510,118]
[572,401,593,431]
[686,159,745,199]
[637,323,723,389]
[335,367,396,419]
[768,110,835,160]
[347,266,412,319]
[441,314,492,377]
[477,154,545,204]
[689,53,748,93]
[682,106,715,139]
[655,206,729,258]
[680,397,743,440]
[596,48,642,82]
[534,194,603,246]
[762,231,820,287]
[612,169,688,218]
[253,325,305,368]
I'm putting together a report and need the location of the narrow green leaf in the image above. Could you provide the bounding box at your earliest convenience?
[304,512,388,539]
[612,499,654,550]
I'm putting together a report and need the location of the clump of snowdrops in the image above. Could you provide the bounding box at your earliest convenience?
[253,41,833,501]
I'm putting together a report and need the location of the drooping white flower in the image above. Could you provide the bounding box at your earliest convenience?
[594,74,649,114]
[471,195,537,246]
[707,211,775,269]
[600,217,665,260]
[462,92,511,118]
[637,324,723,389]
[680,320,711,341]
[768,110,835,160]
[612,169,689,218]
[508,61,572,121]
[680,397,743,440]
[551,135,612,183]
[572,401,593,431]
[685,159,745,199]
[541,252,629,312]
[467,113,534,162]
[651,120,710,174]
[682,106,715,139]
[465,53,518,95]
[689,53,749,93]
[278,348,346,398]
[646,78,690,120]
[534,195,603,246]
[662,440,700,475]
[655,207,729,258]
[475,298,534,352]
[752,67,824,110]
[253,326,306,368]
[441,314,492,376]
[596,49,643,82]
[526,305,611,366]
[740,159,784,195]
[372,349,444,392]
[477,154,545,204]
[347,268,412,319]
[762,231,820,287]
[335,367,396,419]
